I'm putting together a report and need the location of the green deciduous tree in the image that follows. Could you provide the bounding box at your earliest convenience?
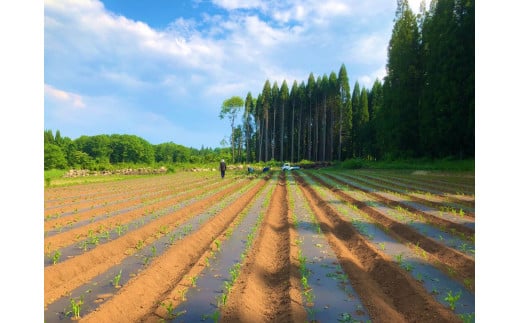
[219,95,244,163]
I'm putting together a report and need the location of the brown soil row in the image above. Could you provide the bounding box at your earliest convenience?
[44,175,215,216]
[294,173,460,322]
[356,172,475,209]
[341,172,475,217]
[220,173,306,323]
[44,173,194,202]
[44,177,241,253]
[309,172,474,291]
[44,176,226,232]
[324,173,476,232]
[44,178,252,306]
[78,177,269,322]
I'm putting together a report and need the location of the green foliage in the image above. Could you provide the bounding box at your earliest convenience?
[44,143,68,170]
[444,290,462,310]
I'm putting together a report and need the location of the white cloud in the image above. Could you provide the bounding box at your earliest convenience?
[211,0,267,11]
[350,33,389,65]
[44,0,399,147]
[44,84,85,109]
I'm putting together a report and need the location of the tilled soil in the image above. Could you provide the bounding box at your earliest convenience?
[44,170,474,322]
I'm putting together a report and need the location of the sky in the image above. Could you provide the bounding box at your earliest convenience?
[44,0,431,149]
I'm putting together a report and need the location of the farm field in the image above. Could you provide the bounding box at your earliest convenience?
[44,168,475,322]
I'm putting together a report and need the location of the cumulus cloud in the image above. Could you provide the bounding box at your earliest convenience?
[44,0,398,147]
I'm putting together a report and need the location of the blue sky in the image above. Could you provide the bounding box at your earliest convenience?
[44,0,430,149]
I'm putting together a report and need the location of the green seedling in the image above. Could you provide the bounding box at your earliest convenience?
[178,288,187,301]
[143,256,151,266]
[301,276,310,290]
[458,312,475,323]
[402,262,414,272]
[151,245,157,257]
[210,310,220,323]
[52,250,61,264]
[67,295,83,319]
[161,301,175,319]
[395,253,404,265]
[136,240,144,250]
[338,312,354,322]
[112,269,122,288]
[190,276,198,287]
[79,240,88,251]
[378,242,386,250]
[306,307,317,321]
[214,239,221,251]
[444,290,462,310]
[159,225,168,235]
[216,292,227,307]
[464,278,473,289]
[115,224,124,236]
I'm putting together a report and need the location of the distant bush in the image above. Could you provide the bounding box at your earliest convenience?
[341,159,365,169]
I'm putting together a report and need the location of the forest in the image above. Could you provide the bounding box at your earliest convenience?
[44,0,474,170]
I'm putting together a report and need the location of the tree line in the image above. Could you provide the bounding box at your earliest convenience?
[44,130,231,170]
[221,0,474,163]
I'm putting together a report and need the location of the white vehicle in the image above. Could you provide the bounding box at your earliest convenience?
[281,163,300,171]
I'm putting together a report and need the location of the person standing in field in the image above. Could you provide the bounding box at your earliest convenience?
[220,159,227,179]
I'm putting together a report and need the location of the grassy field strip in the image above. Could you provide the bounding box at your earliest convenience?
[44,178,260,321]
[44,178,254,267]
[286,173,370,323]
[358,171,475,205]
[306,172,475,290]
[148,177,276,322]
[44,178,252,307]
[298,173,475,320]
[335,171,475,218]
[316,173,475,259]
[43,178,242,255]
[79,177,269,322]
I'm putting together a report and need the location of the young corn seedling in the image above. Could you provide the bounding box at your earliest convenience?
[52,250,61,265]
[444,290,462,310]
[178,288,187,301]
[112,269,122,288]
[190,276,198,287]
[458,313,475,323]
[67,295,83,319]
[161,301,175,319]
[136,240,144,250]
